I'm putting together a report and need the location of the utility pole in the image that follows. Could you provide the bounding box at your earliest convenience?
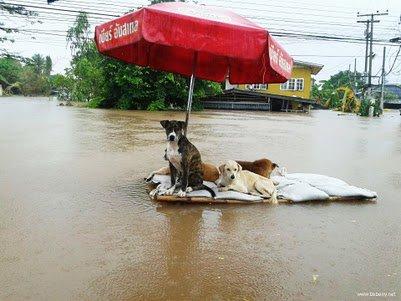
[357,11,388,111]
[362,20,370,77]
[380,46,386,112]
[357,10,388,88]
[353,58,357,89]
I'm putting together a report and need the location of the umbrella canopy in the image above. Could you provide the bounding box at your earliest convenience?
[95,2,293,84]
[94,2,293,133]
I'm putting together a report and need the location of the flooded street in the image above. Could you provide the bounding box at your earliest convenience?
[1,96,400,300]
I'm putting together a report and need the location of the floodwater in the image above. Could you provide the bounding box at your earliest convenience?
[0,96,400,301]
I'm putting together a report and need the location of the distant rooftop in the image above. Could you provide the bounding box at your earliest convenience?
[372,84,401,99]
[293,60,324,75]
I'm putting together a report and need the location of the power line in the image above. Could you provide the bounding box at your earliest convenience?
[5,0,398,41]
[199,0,399,24]
[1,1,120,17]
[13,0,135,15]
[386,45,401,75]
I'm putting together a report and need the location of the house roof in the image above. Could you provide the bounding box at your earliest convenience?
[372,84,401,99]
[293,60,324,75]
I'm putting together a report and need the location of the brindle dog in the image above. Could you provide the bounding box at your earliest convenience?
[160,120,215,197]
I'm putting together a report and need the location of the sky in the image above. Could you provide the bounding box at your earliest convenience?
[2,0,401,84]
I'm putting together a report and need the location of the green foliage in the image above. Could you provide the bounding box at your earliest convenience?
[86,96,105,108]
[69,44,106,102]
[312,70,366,114]
[19,66,50,96]
[50,73,73,100]
[191,100,204,111]
[26,54,46,74]
[371,90,398,102]
[0,54,53,96]
[312,70,365,105]
[44,56,52,76]
[147,99,168,111]
[0,57,22,84]
[66,12,90,56]
[358,98,382,117]
[5,82,22,94]
[359,99,370,117]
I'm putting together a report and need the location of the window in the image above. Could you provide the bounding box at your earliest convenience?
[280,82,288,90]
[287,79,295,90]
[246,84,267,90]
[296,78,304,91]
[280,78,304,91]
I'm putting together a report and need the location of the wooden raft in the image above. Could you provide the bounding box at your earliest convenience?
[147,185,376,204]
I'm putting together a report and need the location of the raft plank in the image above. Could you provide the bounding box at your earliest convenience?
[152,195,376,204]
[153,195,289,204]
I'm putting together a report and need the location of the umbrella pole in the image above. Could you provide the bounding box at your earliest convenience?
[184,74,195,136]
[184,52,198,136]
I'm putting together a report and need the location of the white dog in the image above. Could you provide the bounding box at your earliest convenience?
[217,160,278,204]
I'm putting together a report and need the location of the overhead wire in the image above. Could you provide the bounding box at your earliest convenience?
[2,0,400,77]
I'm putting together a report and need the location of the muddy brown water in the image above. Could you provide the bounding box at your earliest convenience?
[0,97,400,300]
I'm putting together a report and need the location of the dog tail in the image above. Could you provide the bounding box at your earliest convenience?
[200,184,216,198]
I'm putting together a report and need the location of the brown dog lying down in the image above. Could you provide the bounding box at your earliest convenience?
[146,158,278,184]
[235,159,278,178]
[146,162,220,183]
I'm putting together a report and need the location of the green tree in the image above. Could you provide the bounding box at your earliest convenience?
[18,54,52,95]
[50,73,73,101]
[44,56,52,76]
[66,12,90,56]
[0,56,23,84]
[27,54,46,74]
[66,12,106,102]
[20,66,50,96]
[312,70,365,106]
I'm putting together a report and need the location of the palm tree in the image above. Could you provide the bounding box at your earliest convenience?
[27,54,45,74]
[44,56,52,76]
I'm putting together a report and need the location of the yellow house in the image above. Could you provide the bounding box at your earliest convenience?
[231,60,323,100]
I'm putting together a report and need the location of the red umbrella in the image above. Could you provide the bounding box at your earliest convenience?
[95,2,293,133]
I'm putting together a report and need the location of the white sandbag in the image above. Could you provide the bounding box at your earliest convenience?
[285,173,377,198]
[214,191,262,201]
[277,182,329,202]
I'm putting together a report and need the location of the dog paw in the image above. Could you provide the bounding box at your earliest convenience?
[176,190,186,197]
[149,189,157,198]
[185,187,193,193]
[145,172,155,182]
[165,187,175,195]
[270,198,279,204]
[218,187,228,192]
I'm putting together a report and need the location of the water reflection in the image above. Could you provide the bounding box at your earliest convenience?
[0,97,400,300]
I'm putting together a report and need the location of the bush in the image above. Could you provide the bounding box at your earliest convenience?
[86,96,105,108]
[191,100,204,111]
[147,99,167,111]
[359,100,370,117]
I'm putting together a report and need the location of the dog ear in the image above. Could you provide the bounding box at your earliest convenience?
[236,162,242,171]
[218,164,225,175]
[178,121,186,131]
[160,120,169,128]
